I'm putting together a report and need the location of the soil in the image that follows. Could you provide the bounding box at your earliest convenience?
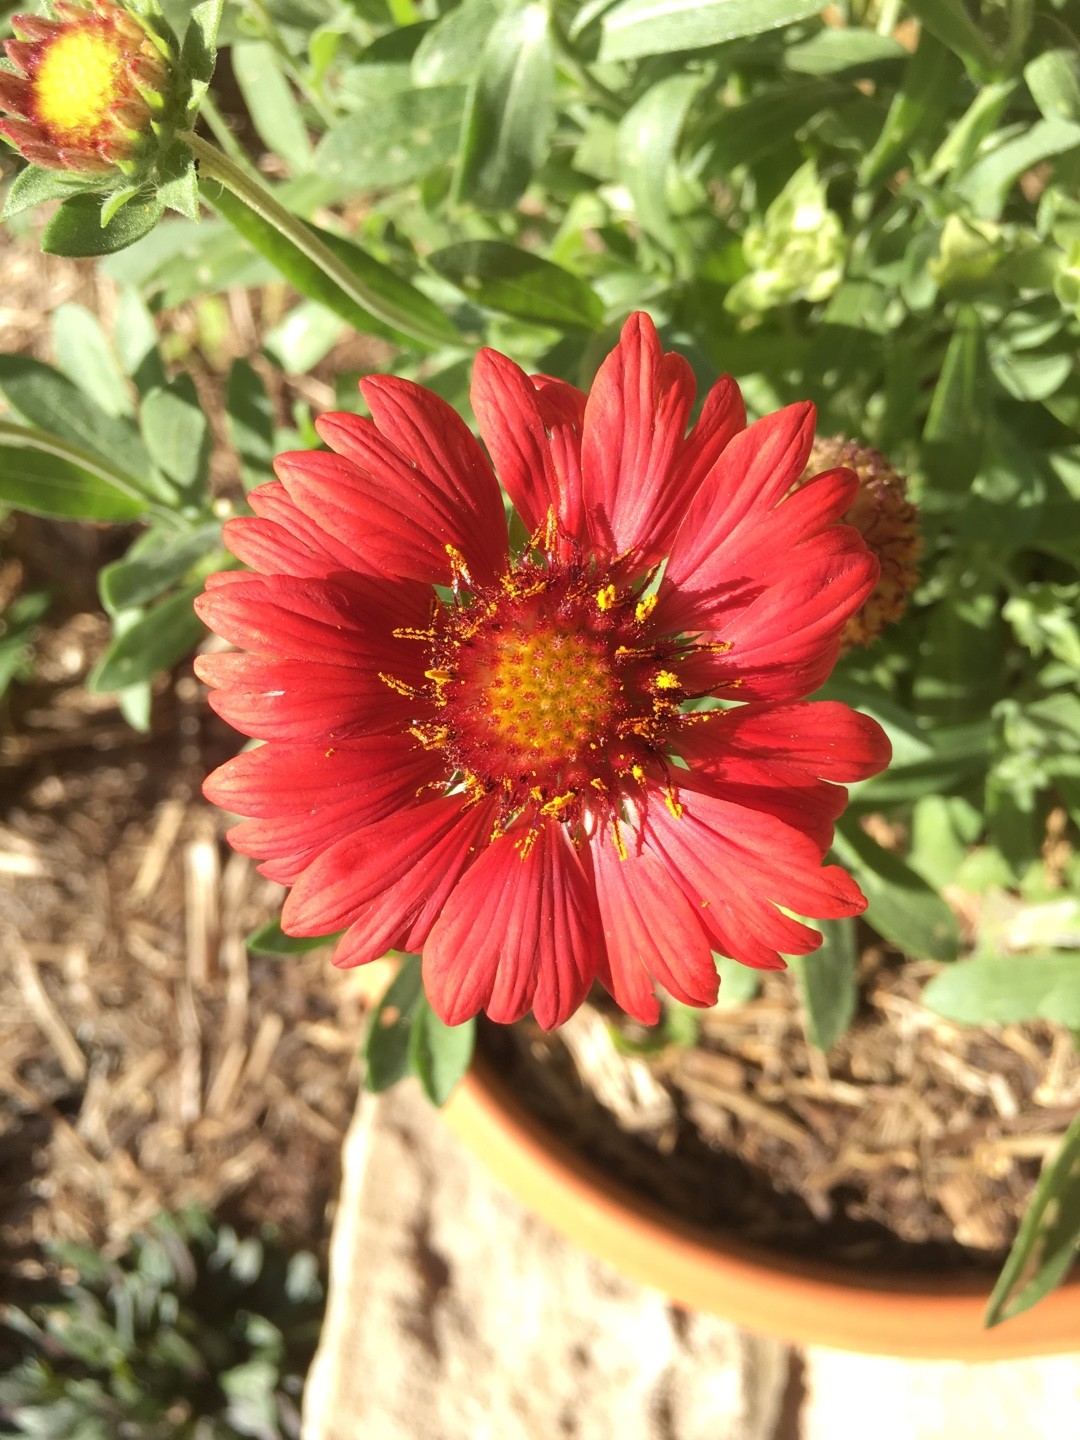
[481,946,1080,1272]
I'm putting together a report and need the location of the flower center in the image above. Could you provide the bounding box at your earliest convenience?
[33,27,123,140]
[402,560,696,832]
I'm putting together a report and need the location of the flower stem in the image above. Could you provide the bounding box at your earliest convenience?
[182,131,446,348]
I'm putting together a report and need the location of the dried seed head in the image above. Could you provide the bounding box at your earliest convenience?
[805,437,921,648]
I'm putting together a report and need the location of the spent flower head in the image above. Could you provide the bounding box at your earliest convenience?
[803,437,921,649]
[0,0,172,176]
[197,315,891,1031]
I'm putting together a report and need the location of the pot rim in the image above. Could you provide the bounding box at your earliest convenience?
[444,1054,1080,1361]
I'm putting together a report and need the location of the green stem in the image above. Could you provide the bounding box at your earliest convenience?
[245,0,338,128]
[182,131,444,348]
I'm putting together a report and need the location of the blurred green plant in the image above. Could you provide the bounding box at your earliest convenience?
[0,1206,324,1439]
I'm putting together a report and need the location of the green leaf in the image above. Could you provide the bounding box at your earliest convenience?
[1026,48,1080,124]
[1,164,102,221]
[0,589,50,697]
[986,1110,1080,1327]
[713,953,762,1006]
[615,73,701,245]
[784,28,907,75]
[226,359,276,491]
[316,86,466,189]
[232,40,314,175]
[41,193,165,258]
[455,3,556,209]
[0,423,148,521]
[88,583,206,693]
[199,175,456,347]
[155,146,201,221]
[99,521,223,613]
[246,917,341,954]
[957,119,1080,220]
[264,300,344,373]
[0,356,157,494]
[428,241,604,329]
[901,0,999,80]
[140,380,210,497]
[599,0,821,63]
[412,0,499,85]
[860,32,962,185]
[50,303,133,418]
[363,957,426,1092]
[922,952,1080,1029]
[922,308,988,494]
[181,0,224,98]
[409,1004,475,1105]
[114,287,167,394]
[789,917,857,1052]
[702,80,844,174]
[832,819,961,962]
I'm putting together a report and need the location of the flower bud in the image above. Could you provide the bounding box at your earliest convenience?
[804,437,921,648]
[0,0,171,177]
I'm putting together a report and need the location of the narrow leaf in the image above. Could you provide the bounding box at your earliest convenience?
[0,423,147,521]
[1,164,102,220]
[140,380,210,497]
[986,1112,1080,1327]
[789,917,858,1052]
[409,1005,475,1105]
[455,4,555,209]
[226,360,276,491]
[247,916,342,955]
[99,521,224,613]
[616,73,700,244]
[89,584,206,693]
[832,819,961,962]
[50,302,133,418]
[316,86,466,189]
[599,0,821,63]
[363,957,426,1092]
[428,241,604,329]
[232,40,314,175]
[922,953,1080,1029]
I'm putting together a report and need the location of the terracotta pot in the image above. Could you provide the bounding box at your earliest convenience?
[443,1054,1080,1361]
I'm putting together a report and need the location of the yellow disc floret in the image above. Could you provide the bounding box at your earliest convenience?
[34,27,124,142]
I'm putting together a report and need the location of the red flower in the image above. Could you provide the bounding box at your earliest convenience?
[197,314,891,1029]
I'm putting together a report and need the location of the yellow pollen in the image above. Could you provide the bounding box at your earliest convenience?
[424,668,453,684]
[445,543,472,585]
[654,670,680,690]
[35,28,124,140]
[611,817,627,860]
[379,671,419,698]
[596,583,617,612]
[635,593,657,622]
[539,790,576,818]
[665,790,684,819]
[631,764,645,782]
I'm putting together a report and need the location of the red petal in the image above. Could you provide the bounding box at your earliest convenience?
[642,784,866,970]
[195,653,422,743]
[204,737,441,882]
[471,351,588,553]
[679,702,892,784]
[283,794,496,942]
[359,374,507,585]
[591,831,718,1022]
[423,820,602,1029]
[274,447,459,587]
[579,313,697,565]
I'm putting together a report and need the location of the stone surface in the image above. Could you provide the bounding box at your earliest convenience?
[802,1347,1080,1440]
[302,1081,790,1440]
